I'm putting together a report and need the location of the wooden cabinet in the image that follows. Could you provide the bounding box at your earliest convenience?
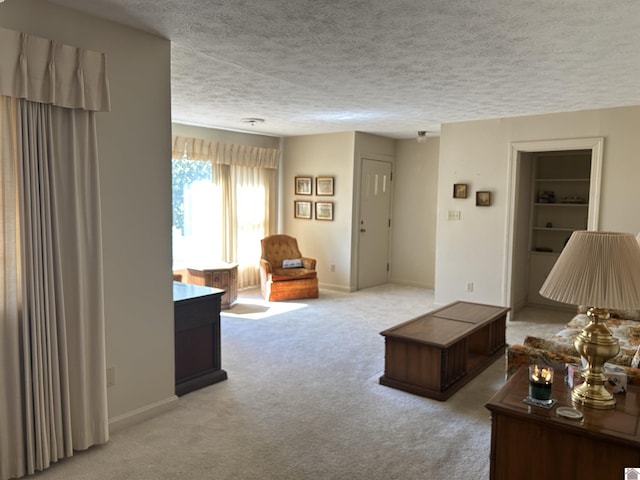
[486,367,640,480]
[527,151,591,306]
[176,263,238,309]
[173,282,227,396]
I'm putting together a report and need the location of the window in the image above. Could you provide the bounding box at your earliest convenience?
[172,158,221,268]
[170,137,278,289]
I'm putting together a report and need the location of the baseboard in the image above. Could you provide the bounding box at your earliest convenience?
[109,395,179,434]
[320,281,434,293]
[318,283,352,293]
[387,278,434,289]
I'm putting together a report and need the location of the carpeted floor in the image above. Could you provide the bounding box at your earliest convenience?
[34,284,570,480]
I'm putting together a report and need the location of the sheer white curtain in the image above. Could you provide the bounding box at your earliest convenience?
[0,27,110,480]
[230,164,276,288]
[172,136,279,289]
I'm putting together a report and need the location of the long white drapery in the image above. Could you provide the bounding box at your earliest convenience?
[230,163,276,288]
[172,135,278,288]
[0,27,110,480]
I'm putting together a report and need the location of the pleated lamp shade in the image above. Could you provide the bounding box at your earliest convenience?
[539,231,640,309]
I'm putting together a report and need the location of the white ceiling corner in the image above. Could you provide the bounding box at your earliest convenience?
[48,0,640,138]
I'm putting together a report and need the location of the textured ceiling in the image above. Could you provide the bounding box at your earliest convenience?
[48,0,640,138]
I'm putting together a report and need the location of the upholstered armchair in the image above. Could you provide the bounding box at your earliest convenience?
[259,234,319,301]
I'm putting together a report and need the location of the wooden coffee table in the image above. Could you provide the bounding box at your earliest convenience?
[379,301,509,400]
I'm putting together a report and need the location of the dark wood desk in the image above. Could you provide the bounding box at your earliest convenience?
[486,366,640,479]
[380,301,509,400]
[173,282,227,396]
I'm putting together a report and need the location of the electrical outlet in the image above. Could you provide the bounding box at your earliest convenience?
[466,282,474,293]
[107,367,115,387]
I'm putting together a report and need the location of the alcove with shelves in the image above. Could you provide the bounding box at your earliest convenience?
[527,150,592,306]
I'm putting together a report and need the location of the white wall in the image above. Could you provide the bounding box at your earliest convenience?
[391,137,439,288]
[1,0,175,423]
[282,132,356,291]
[436,119,511,306]
[281,131,441,292]
[435,106,640,308]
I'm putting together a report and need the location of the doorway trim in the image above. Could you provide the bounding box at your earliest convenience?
[351,153,394,291]
[503,137,604,311]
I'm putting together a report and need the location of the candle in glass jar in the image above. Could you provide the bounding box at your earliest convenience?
[529,365,553,401]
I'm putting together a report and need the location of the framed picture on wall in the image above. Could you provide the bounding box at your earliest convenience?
[295,176,312,195]
[453,183,468,199]
[316,176,334,196]
[294,200,312,219]
[476,191,491,206]
[315,201,334,221]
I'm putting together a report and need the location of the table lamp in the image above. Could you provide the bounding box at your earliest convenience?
[539,231,640,409]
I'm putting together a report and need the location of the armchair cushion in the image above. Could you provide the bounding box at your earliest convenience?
[271,268,317,282]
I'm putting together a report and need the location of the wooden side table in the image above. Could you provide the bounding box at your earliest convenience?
[486,366,640,479]
[177,263,238,309]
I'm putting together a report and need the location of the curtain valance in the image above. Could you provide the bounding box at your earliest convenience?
[0,27,111,112]
[172,135,279,169]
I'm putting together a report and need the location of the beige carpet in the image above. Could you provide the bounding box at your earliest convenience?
[34,284,570,480]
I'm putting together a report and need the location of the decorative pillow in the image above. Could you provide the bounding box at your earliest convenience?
[523,336,578,358]
[282,258,303,269]
[566,315,640,353]
[611,309,640,321]
[524,334,636,367]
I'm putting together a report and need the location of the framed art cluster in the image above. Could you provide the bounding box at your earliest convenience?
[294,176,335,220]
[452,183,492,207]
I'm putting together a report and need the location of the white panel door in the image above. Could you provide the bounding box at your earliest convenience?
[358,158,392,289]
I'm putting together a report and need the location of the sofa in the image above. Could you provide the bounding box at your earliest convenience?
[506,307,640,387]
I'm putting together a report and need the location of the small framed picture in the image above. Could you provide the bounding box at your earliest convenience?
[295,176,312,195]
[316,176,334,196]
[476,191,491,207]
[294,200,312,219]
[453,183,468,199]
[315,201,334,221]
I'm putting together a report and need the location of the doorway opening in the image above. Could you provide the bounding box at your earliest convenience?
[504,138,604,314]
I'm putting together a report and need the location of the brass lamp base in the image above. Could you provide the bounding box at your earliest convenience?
[572,307,620,410]
[571,382,616,409]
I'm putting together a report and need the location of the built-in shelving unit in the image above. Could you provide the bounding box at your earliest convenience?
[527,151,592,306]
